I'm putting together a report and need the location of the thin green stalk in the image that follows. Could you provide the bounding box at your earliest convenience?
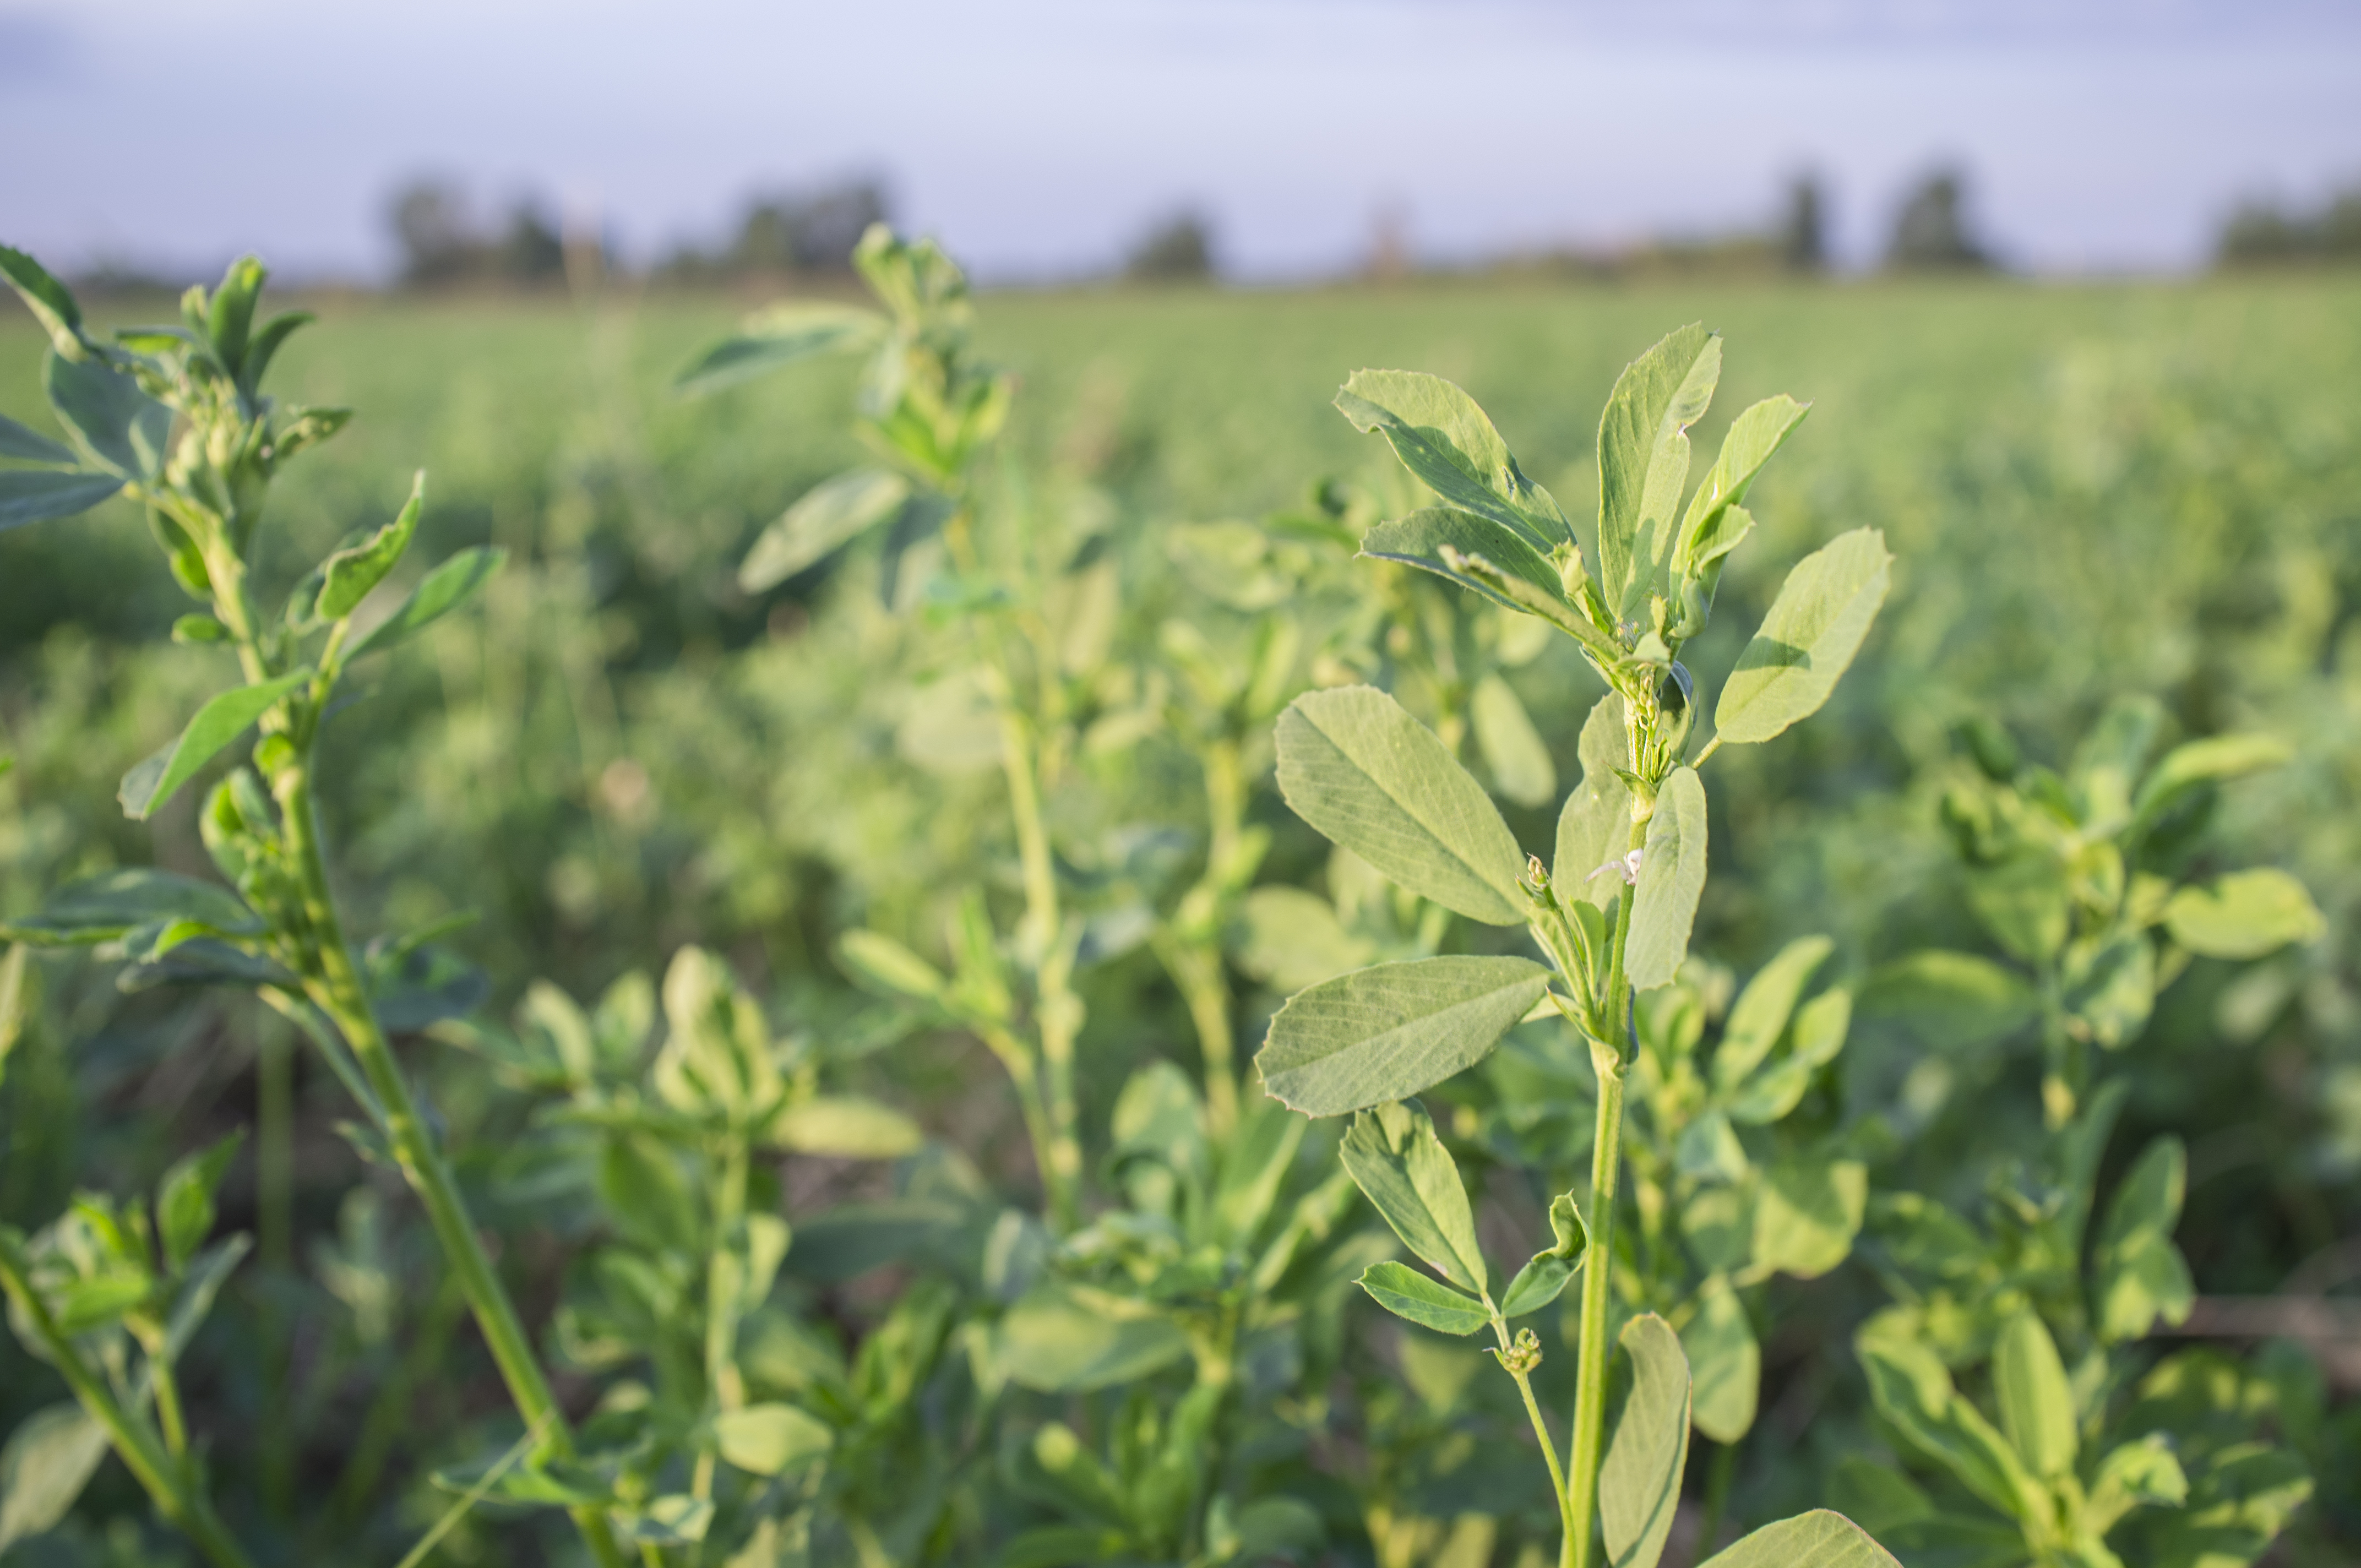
[1033,925,1084,1235]
[1565,1037,1628,1568]
[998,707,1082,1231]
[276,766,628,1568]
[693,1140,752,1505]
[1697,1439,1738,1560]
[149,1354,189,1456]
[256,1012,296,1518]
[1158,938,1238,1135]
[390,1411,553,1568]
[1565,816,1644,1568]
[1491,1315,1574,1551]
[0,1246,257,1568]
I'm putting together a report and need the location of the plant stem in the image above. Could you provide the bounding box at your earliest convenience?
[1564,819,1642,1568]
[1158,938,1238,1135]
[150,1353,190,1456]
[1565,1036,1628,1568]
[1492,1317,1575,1551]
[255,1011,296,1518]
[693,1139,752,1505]
[0,1245,257,1568]
[997,707,1082,1231]
[276,763,628,1568]
[1698,1438,1737,1560]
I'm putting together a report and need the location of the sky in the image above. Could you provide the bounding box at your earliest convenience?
[2,0,2358,281]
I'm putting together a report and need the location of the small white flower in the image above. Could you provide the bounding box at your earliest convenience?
[1586,848,1644,886]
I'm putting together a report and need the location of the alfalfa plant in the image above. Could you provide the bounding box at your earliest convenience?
[1254,329,1898,1567]
[678,228,1380,1565]
[1841,698,2325,1566]
[0,249,627,1568]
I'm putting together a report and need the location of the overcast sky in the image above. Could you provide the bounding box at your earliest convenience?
[3,0,2357,280]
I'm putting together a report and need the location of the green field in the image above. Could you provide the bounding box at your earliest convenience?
[2,272,2355,1565]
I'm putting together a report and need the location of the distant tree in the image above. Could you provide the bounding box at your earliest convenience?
[1780,172,1827,272]
[1132,211,1215,280]
[1126,209,1217,282]
[727,181,889,273]
[775,181,888,271]
[492,201,567,282]
[390,178,480,285]
[1886,166,1993,271]
[2217,182,2361,266]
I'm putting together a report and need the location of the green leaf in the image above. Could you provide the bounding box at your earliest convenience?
[1470,674,1556,808]
[1597,324,1720,620]
[346,547,504,661]
[43,351,172,479]
[674,302,886,395]
[1230,885,1375,994]
[1256,955,1553,1117]
[270,405,352,463]
[1723,988,1849,1124]
[1601,1313,1691,1568]
[240,309,313,393]
[764,1095,923,1158]
[1553,694,1634,913]
[1993,1310,2077,1479]
[1357,1260,1489,1335]
[2083,1434,2187,1537]
[2092,1136,2193,1343]
[1337,1099,1487,1294]
[0,946,26,1095]
[0,469,125,531]
[739,467,912,591]
[2064,931,2155,1049]
[53,1271,151,1333]
[1109,1060,1210,1185]
[1275,685,1530,926]
[1682,1273,1760,1443]
[713,1403,833,1476]
[1675,395,1810,582]
[157,1129,244,1274]
[0,246,85,356]
[0,411,77,466]
[1965,850,2071,963]
[1749,1156,1865,1281]
[0,869,262,948]
[1712,527,1891,747]
[1500,1191,1587,1317]
[119,670,313,821]
[1714,935,1833,1090]
[1855,1317,2049,1523]
[2130,732,2289,836]
[599,1134,699,1250]
[162,1236,249,1360]
[1697,1511,1903,1568]
[1855,950,2038,1054]
[0,1403,110,1553]
[315,472,425,620]
[621,1496,712,1547]
[2163,869,2324,959]
[1359,507,1564,613]
[838,929,948,1000]
[1625,767,1707,992]
[206,257,264,376]
[1335,369,1569,551]
[998,1280,1191,1392]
